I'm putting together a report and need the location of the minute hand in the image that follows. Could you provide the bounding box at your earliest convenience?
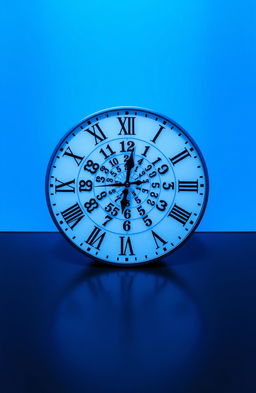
[125,149,135,184]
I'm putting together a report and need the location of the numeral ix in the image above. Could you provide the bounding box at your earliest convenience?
[55,178,75,193]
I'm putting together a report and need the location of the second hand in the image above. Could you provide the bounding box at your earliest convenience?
[94,180,149,188]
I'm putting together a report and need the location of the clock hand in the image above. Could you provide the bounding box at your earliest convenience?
[94,180,148,188]
[94,182,125,188]
[131,179,149,186]
[120,150,134,213]
[125,149,135,184]
[120,188,129,213]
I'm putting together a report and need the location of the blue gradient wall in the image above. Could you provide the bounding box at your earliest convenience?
[1,1,255,231]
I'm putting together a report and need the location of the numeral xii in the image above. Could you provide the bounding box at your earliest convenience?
[118,117,136,135]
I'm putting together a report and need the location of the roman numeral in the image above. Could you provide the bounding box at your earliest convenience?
[151,230,167,249]
[85,123,107,145]
[170,148,191,165]
[99,144,116,159]
[63,147,84,166]
[151,125,165,143]
[178,180,198,192]
[118,117,136,135]
[55,178,75,193]
[169,204,191,226]
[85,226,106,250]
[119,236,135,255]
[61,202,84,229]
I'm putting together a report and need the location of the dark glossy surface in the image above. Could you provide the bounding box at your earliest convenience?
[0,232,255,393]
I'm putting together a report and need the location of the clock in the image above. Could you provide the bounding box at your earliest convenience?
[46,107,208,265]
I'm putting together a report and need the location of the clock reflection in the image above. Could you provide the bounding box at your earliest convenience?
[49,266,204,393]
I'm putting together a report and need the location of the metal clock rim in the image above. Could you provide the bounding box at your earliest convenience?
[45,106,209,267]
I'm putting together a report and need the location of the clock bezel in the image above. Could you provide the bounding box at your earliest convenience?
[45,106,209,266]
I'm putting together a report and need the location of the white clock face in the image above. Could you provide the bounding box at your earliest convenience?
[46,107,208,265]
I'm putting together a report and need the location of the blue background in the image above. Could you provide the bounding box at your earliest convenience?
[1,0,255,231]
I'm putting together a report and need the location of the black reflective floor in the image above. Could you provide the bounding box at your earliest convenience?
[0,232,256,393]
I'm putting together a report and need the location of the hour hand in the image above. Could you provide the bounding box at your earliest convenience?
[120,188,129,213]
[131,179,149,186]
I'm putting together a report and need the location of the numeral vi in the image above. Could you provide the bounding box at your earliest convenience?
[119,236,135,255]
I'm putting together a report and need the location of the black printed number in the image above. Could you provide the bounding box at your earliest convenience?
[84,160,99,174]
[156,200,168,211]
[96,192,107,200]
[79,180,92,192]
[163,182,174,190]
[84,198,99,213]
[123,220,131,231]
[105,202,120,216]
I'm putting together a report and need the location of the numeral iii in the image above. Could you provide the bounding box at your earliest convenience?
[178,180,198,192]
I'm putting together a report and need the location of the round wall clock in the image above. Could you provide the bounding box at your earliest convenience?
[46,107,208,265]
